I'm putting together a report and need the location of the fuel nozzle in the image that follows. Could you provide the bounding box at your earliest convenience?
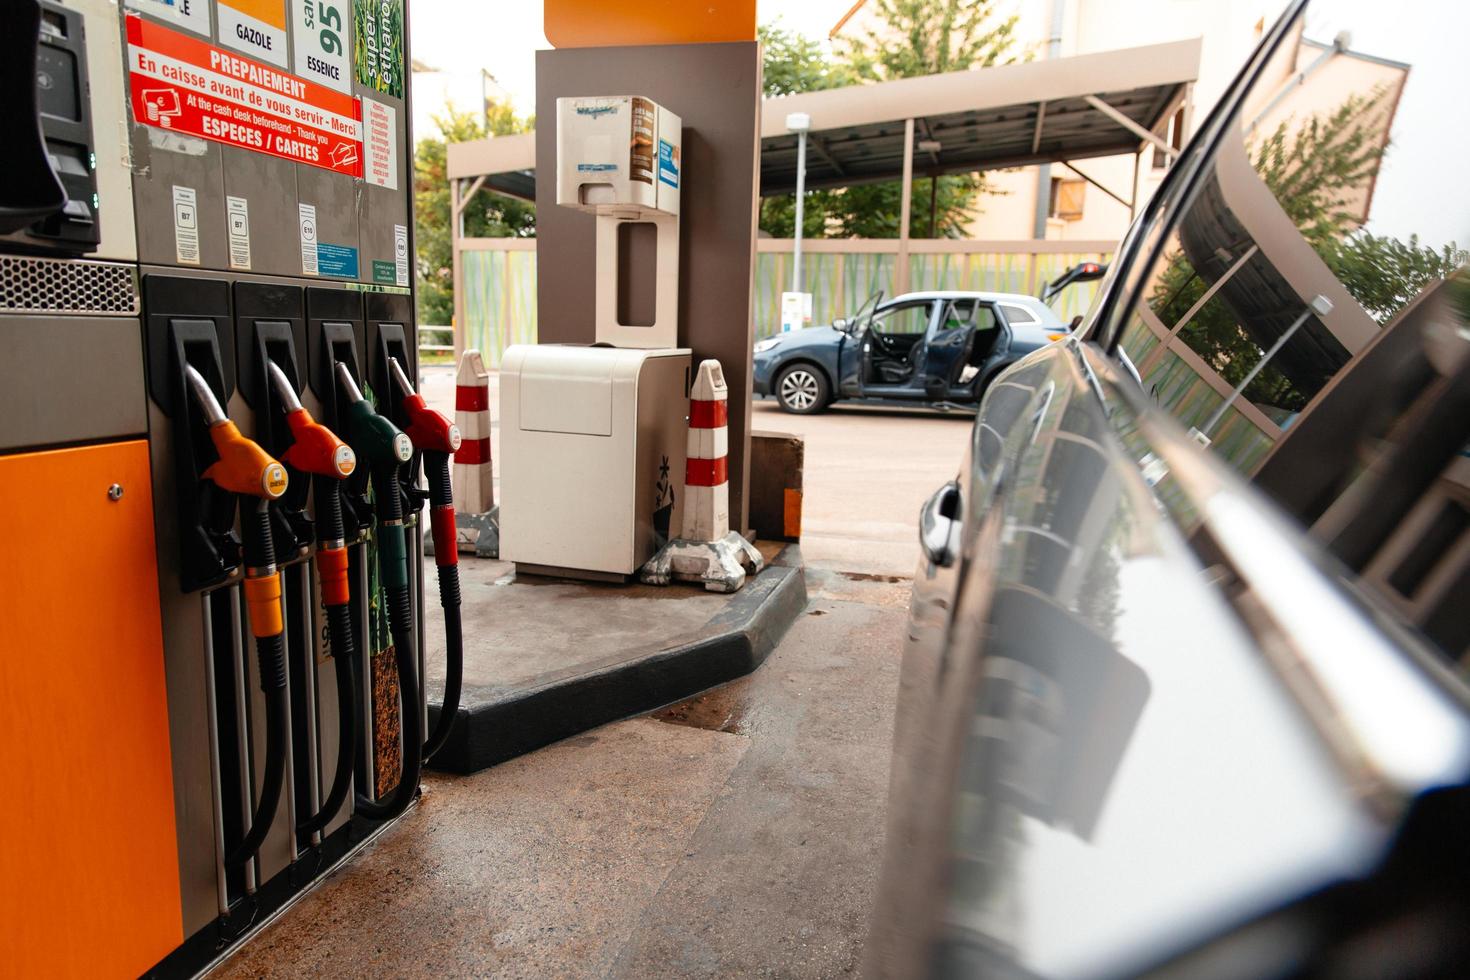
[267,361,357,481]
[183,367,291,867]
[184,363,288,501]
[334,359,424,820]
[388,358,462,456]
[335,361,413,476]
[387,359,463,764]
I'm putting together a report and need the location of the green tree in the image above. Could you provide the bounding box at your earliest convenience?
[759,21,853,97]
[843,0,1023,80]
[758,1,1021,240]
[757,22,849,239]
[413,102,535,325]
[1323,232,1466,322]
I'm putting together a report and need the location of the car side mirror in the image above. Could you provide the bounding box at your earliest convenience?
[833,318,849,332]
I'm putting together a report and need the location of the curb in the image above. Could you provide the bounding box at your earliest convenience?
[426,557,808,774]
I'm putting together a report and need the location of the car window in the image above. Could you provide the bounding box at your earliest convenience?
[1111,0,1467,474]
[871,302,932,336]
[940,300,999,333]
[941,299,975,330]
[1000,303,1039,326]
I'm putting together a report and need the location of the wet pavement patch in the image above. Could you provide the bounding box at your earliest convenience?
[838,572,907,583]
[652,687,751,735]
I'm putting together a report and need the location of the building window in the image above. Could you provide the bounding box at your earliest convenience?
[1048,177,1086,222]
[1153,106,1186,170]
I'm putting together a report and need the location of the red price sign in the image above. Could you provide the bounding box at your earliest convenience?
[125,13,362,177]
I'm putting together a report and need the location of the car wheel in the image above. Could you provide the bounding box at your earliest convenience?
[775,364,829,414]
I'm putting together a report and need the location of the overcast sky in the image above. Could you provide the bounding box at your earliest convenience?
[408,0,1466,249]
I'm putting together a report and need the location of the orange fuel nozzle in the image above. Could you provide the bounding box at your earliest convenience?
[266,361,357,479]
[185,363,288,499]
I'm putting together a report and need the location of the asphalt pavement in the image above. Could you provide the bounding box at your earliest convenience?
[218,369,973,978]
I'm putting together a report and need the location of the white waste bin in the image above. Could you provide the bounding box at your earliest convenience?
[500,344,691,578]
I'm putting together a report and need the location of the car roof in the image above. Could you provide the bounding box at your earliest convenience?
[885,290,1047,306]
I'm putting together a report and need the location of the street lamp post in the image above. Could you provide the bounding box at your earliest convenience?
[787,112,811,296]
[782,112,813,335]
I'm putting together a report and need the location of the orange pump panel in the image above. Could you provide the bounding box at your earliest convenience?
[0,441,183,977]
[544,0,755,47]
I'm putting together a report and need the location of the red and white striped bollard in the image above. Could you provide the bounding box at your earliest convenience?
[452,349,500,556]
[640,358,762,592]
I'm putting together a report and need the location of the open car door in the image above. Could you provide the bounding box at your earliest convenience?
[923,299,1005,400]
[837,290,883,397]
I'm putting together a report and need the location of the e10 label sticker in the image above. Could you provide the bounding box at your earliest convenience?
[353,0,403,99]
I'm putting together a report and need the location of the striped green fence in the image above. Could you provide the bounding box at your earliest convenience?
[461,247,538,364]
[459,241,1114,363]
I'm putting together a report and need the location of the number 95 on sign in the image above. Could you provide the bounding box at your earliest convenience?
[294,0,351,94]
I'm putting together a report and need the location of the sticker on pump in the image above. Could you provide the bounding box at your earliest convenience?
[293,0,352,94]
[393,433,413,462]
[333,444,356,477]
[447,424,463,452]
[125,14,363,177]
[217,0,288,68]
[263,463,289,498]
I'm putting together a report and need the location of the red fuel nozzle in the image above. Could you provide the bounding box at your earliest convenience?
[267,361,357,480]
[388,357,462,455]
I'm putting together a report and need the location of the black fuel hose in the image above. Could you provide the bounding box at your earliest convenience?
[422,451,462,762]
[298,477,357,839]
[225,500,290,867]
[352,473,423,821]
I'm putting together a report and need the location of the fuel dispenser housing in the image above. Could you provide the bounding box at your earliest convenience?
[1,0,424,973]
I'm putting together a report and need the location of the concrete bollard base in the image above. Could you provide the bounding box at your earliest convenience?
[426,505,500,559]
[639,531,764,593]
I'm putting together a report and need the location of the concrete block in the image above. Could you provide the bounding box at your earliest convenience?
[749,430,803,542]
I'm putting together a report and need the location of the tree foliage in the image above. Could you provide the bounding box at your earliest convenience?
[759,22,854,97]
[842,0,1023,80]
[413,102,535,325]
[758,1,1022,240]
[1323,233,1467,322]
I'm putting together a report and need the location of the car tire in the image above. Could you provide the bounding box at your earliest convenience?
[775,364,830,414]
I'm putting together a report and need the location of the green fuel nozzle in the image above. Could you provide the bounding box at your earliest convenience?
[333,361,412,476]
[333,361,412,594]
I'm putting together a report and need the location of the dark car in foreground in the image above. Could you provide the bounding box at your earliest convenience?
[753,290,1077,414]
[867,0,1470,976]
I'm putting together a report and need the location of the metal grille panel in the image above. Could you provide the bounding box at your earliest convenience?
[0,255,139,315]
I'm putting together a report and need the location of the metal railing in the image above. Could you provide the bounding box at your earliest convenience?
[418,324,453,356]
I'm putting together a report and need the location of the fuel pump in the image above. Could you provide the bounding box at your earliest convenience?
[387,358,464,761]
[332,362,422,819]
[260,362,362,840]
[181,364,291,868]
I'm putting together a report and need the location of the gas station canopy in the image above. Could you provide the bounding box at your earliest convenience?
[446,38,1201,199]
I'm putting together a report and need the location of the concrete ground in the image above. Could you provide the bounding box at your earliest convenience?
[750,396,973,580]
[217,369,973,977]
